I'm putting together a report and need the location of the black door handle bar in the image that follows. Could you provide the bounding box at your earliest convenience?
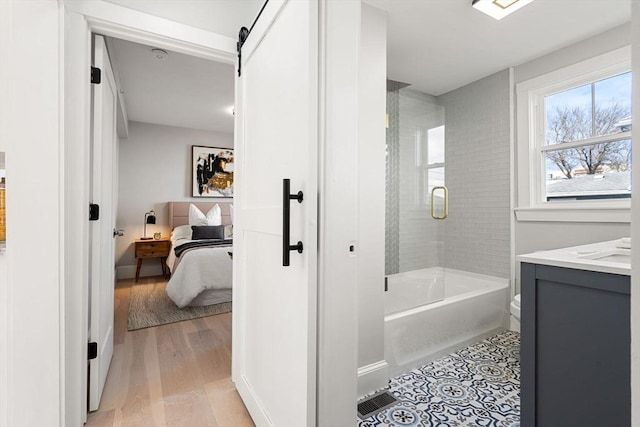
[283,178,303,266]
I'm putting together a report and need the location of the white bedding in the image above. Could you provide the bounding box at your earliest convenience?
[166,239,233,308]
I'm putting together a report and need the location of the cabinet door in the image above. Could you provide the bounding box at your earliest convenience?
[521,263,630,427]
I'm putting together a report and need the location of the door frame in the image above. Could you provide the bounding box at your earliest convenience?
[62,1,360,425]
[63,2,237,423]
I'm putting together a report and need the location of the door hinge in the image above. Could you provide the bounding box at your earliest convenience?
[91,66,101,84]
[88,342,98,360]
[384,277,388,292]
[89,203,100,221]
[236,0,269,75]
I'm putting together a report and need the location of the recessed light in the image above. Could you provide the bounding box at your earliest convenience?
[472,0,535,20]
[150,48,168,60]
[494,0,520,8]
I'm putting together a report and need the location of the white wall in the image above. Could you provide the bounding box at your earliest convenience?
[316,0,361,423]
[116,121,233,278]
[0,2,8,424]
[516,222,630,256]
[513,24,631,285]
[514,23,631,85]
[3,1,63,425]
[357,3,387,398]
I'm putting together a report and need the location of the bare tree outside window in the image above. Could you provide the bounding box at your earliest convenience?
[545,102,631,179]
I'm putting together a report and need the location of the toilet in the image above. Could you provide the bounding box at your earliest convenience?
[510,294,521,332]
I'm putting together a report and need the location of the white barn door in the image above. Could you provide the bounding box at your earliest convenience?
[88,34,117,412]
[232,0,319,425]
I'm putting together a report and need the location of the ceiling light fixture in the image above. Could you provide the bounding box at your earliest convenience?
[472,0,535,20]
[150,48,169,60]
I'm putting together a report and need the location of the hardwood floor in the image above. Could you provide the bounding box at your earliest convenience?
[86,278,254,427]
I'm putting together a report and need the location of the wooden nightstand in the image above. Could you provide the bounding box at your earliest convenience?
[134,238,171,282]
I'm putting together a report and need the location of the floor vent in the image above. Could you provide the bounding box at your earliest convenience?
[357,391,398,419]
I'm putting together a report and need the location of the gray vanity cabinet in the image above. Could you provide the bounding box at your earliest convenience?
[520,262,630,427]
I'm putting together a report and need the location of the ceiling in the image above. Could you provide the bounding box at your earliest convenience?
[107,0,631,134]
[108,37,235,133]
[368,0,631,95]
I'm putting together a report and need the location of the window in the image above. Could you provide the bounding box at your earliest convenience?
[516,47,632,222]
[416,125,445,206]
[544,72,632,201]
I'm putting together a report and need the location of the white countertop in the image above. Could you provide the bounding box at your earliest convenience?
[517,239,631,276]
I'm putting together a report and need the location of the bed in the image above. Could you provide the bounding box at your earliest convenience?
[166,201,233,308]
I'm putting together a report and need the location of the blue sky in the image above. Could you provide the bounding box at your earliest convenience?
[544,71,632,179]
[545,71,632,131]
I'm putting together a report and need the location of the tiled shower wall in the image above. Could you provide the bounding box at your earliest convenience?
[438,70,511,278]
[385,82,401,275]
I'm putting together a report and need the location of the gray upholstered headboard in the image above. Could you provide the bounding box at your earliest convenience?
[168,201,232,229]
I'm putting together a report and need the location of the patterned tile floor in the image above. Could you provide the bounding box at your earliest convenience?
[358,331,520,427]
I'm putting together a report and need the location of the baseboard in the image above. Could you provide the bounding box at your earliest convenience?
[357,360,389,399]
[116,265,135,279]
[116,264,164,280]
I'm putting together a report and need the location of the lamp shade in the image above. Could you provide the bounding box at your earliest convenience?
[146,212,156,224]
[142,210,156,239]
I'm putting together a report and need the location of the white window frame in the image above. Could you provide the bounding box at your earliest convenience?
[516,46,632,223]
[414,125,445,208]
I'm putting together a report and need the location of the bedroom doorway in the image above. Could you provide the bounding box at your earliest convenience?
[84,32,242,425]
[63,2,361,425]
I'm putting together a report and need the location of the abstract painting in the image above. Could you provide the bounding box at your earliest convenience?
[192,146,234,197]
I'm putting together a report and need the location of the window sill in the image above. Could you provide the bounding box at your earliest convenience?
[515,205,630,223]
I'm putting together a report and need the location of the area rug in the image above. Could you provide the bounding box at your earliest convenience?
[127,281,232,331]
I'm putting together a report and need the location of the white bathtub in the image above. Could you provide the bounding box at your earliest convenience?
[385,268,510,377]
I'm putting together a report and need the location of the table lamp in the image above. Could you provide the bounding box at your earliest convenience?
[142,210,156,240]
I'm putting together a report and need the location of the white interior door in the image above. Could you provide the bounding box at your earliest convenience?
[88,34,117,412]
[232,1,318,425]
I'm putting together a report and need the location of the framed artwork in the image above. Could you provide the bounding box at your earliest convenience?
[192,145,234,197]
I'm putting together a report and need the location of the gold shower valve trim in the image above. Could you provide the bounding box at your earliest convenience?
[430,186,448,220]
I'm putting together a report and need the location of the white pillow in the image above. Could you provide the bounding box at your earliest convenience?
[189,203,222,226]
[171,224,192,242]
